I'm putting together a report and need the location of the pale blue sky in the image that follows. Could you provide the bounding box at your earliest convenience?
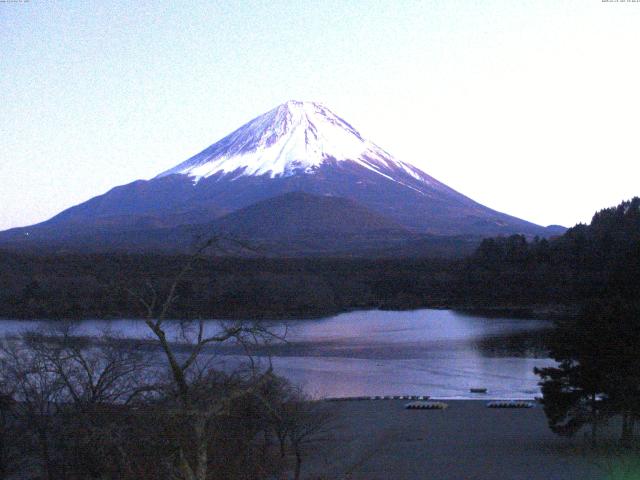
[1,0,639,230]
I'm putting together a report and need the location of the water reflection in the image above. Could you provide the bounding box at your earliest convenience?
[243,309,554,398]
[0,309,555,399]
[473,330,551,358]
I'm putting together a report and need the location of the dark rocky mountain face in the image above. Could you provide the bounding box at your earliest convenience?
[0,101,563,255]
[0,192,478,258]
[202,191,419,257]
[210,191,410,237]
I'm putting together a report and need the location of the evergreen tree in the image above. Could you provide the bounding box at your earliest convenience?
[536,196,640,446]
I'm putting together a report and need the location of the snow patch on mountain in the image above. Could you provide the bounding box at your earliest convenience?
[156,100,430,187]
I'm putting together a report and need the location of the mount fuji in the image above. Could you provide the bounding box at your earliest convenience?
[0,101,563,255]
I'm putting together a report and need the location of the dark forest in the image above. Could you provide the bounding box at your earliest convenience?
[1,198,637,321]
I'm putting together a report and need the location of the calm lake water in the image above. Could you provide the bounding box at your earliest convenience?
[0,309,555,399]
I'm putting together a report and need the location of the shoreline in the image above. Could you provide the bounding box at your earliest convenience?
[0,303,571,322]
[323,396,541,402]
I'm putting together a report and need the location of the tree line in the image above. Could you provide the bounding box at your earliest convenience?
[459,198,640,309]
[0,253,459,320]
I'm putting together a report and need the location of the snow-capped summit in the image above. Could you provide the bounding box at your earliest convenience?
[157,100,430,186]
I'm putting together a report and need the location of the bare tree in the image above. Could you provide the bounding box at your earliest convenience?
[262,379,337,480]
[0,324,158,480]
[23,324,151,406]
[0,384,20,480]
[285,395,336,480]
[0,336,65,480]
[23,325,155,478]
[128,239,285,480]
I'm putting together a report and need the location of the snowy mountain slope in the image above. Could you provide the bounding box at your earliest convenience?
[157,100,437,188]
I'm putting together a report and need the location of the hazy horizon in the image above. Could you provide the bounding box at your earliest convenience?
[2,0,639,231]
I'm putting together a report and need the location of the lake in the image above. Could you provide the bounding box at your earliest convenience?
[0,309,555,399]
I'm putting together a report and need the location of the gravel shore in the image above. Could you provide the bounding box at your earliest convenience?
[301,399,613,479]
